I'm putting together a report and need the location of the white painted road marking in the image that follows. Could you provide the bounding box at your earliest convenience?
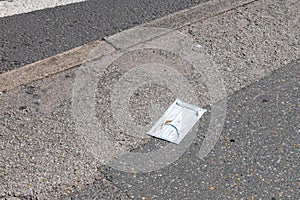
[0,0,89,18]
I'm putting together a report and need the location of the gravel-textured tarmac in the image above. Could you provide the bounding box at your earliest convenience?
[0,0,299,199]
[96,61,299,199]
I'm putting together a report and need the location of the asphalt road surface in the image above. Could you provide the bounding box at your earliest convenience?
[0,0,208,73]
[0,0,299,199]
[66,60,300,199]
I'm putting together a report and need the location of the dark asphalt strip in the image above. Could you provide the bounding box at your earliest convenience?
[0,0,208,74]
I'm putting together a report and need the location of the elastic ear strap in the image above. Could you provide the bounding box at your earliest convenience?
[163,123,179,136]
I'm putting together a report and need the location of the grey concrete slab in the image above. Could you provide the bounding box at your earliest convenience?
[146,0,255,29]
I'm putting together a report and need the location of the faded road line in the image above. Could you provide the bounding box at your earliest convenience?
[0,0,88,17]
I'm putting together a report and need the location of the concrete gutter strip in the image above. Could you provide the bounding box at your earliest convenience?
[0,40,115,92]
[146,0,257,29]
[0,0,255,93]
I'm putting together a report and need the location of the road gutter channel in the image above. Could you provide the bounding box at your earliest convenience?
[0,0,256,93]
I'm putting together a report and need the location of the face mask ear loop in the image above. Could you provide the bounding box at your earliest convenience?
[157,121,180,142]
[163,123,179,136]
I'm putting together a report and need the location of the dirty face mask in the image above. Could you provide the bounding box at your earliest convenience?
[147,99,207,144]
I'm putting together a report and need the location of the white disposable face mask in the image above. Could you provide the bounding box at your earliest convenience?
[147,99,207,144]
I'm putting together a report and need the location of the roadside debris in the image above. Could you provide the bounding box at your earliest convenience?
[147,99,206,144]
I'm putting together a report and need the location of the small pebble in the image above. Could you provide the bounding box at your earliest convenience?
[209,186,215,191]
